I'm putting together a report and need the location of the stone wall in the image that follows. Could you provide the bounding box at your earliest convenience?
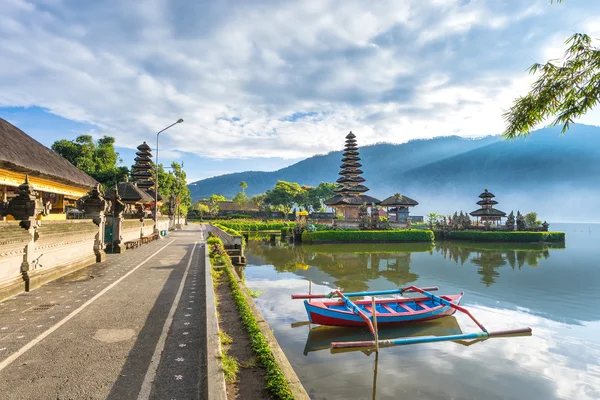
[121,219,143,242]
[0,219,100,301]
[0,221,30,299]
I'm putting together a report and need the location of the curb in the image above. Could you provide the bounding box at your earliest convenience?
[204,245,227,400]
[230,267,310,400]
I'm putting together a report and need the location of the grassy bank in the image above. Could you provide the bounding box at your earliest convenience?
[301,229,434,243]
[442,230,565,242]
[208,235,295,399]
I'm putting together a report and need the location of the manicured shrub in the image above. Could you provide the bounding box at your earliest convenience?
[212,219,288,232]
[302,229,434,243]
[446,231,565,242]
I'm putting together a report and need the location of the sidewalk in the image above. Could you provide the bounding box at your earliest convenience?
[0,225,208,400]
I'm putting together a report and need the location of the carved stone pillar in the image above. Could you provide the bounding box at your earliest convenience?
[2,176,48,290]
[83,184,107,262]
[108,183,126,253]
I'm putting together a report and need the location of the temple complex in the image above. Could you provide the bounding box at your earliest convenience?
[0,118,98,221]
[469,189,506,225]
[324,132,380,219]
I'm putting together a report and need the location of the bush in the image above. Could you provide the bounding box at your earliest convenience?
[280,227,290,238]
[446,231,565,242]
[212,219,287,232]
[302,229,434,243]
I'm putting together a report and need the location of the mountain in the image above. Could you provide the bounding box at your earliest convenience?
[188,124,600,222]
[188,135,499,199]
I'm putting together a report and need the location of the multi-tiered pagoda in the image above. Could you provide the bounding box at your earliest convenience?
[324,132,380,219]
[131,142,154,191]
[469,189,506,225]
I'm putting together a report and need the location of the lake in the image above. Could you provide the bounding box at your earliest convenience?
[241,223,600,400]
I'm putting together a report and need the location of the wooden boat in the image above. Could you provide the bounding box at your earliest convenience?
[304,293,463,327]
[292,285,532,350]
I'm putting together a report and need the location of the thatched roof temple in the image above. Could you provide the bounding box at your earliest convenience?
[324,132,380,218]
[0,118,97,220]
[469,189,506,224]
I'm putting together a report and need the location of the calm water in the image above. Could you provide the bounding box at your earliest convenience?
[242,223,600,400]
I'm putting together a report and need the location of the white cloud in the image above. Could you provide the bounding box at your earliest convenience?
[1,0,599,161]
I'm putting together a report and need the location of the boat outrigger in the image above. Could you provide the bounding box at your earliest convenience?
[291,285,532,350]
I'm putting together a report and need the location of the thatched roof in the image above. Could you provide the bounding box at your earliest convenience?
[380,193,419,207]
[346,132,356,139]
[470,208,506,217]
[105,182,154,203]
[137,142,151,152]
[336,176,365,184]
[478,189,495,199]
[334,184,369,193]
[0,118,98,189]
[324,194,380,206]
[476,199,498,206]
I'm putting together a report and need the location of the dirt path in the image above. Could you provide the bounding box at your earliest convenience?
[214,270,275,400]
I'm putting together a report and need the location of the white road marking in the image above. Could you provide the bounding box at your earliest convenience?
[137,241,197,400]
[0,239,176,373]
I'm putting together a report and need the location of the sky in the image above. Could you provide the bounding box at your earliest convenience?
[1,0,600,183]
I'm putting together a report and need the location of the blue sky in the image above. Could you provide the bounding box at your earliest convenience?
[1,0,599,182]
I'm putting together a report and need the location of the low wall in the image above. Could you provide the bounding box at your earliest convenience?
[122,219,143,243]
[0,219,101,301]
[0,221,30,300]
[208,224,243,247]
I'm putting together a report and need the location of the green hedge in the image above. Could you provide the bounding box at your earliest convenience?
[213,220,288,232]
[280,227,290,238]
[302,229,434,243]
[446,231,565,242]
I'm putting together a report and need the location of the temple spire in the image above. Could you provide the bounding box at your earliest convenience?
[334,132,369,196]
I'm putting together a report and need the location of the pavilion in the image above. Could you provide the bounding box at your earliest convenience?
[380,193,419,222]
[324,132,380,219]
[0,118,97,221]
[469,189,506,225]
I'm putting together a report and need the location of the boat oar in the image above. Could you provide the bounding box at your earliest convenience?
[291,286,439,300]
[330,327,532,350]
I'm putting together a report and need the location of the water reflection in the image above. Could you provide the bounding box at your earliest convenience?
[435,241,564,286]
[243,224,600,399]
[246,240,564,290]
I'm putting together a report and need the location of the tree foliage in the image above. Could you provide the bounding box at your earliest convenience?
[264,180,305,216]
[503,1,599,138]
[156,162,192,216]
[51,135,128,187]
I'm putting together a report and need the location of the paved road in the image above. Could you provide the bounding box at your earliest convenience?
[0,225,207,400]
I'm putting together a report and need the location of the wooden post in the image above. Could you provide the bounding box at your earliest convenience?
[1,185,6,222]
[372,296,379,352]
[308,280,312,303]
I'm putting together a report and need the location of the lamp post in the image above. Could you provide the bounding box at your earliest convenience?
[154,118,184,237]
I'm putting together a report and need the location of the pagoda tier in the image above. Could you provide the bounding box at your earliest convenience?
[131,141,155,190]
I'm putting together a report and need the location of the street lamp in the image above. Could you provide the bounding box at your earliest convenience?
[154,118,184,237]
